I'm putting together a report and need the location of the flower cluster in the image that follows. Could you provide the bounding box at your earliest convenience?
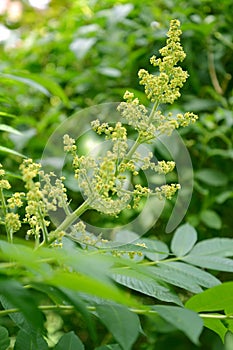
[0,164,23,240]
[118,19,197,144]
[138,19,188,104]
[63,133,131,216]
[19,159,69,245]
[155,183,181,200]
[0,164,11,190]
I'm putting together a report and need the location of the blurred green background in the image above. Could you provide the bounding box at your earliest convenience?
[0,0,232,348]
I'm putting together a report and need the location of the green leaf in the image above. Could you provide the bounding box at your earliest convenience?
[200,210,222,229]
[0,326,10,350]
[185,282,233,315]
[0,111,16,119]
[46,271,138,307]
[147,263,203,293]
[58,288,97,343]
[0,240,52,274]
[0,145,26,158]
[188,238,233,257]
[0,72,69,106]
[0,73,50,96]
[171,224,197,257]
[138,238,169,261]
[159,262,220,289]
[54,332,84,350]
[183,255,233,272]
[152,305,203,345]
[0,124,22,135]
[216,191,233,204]
[0,295,26,332]
[112,268,182,305]
[96,304,141,350]
[0,278,44,332]
[14,330,49,350]
[195,168,228,187]
[203,318,228,343]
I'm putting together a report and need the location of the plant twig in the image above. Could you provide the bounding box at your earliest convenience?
[1,304,233,320]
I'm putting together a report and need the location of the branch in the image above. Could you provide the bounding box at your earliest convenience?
[1,304,233,320]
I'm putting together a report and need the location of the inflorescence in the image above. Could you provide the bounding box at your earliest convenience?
[0,20,197,247]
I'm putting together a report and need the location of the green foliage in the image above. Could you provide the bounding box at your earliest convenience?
[14,330,49,350]
[0,326,10,350]
[151,305,203,345]
[96,305,141,350]
[0,223,232,347]
[186,282,233,342]
[53,332,84,350]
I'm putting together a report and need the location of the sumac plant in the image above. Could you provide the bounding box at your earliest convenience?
[0,20,232,350]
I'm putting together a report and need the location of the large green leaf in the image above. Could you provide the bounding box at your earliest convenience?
[0,240,138,307]
[14,330,49,350]
[54,332,84,350]
[0,240,52,275]
[185,282,233,314]
[188,238,233,257]
[46,271,138,307]
[0,326,10,350]
[203,318,228,343]
[96,304,141,350]
[158,262,220,289]
[186,282,233,341]
[171,224,197,257]
[0,279,44,332]
[58,288,97,343]
[152,305,203,345]
[112,268,182,305]
[146,263,203,293]
[0,296,27,332]
[183,255,233,272]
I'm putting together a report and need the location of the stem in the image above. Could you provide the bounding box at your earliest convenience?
[125,135,141,160]
[52,199,90,235]
[125,100,160,161]
[148,100,159,123]
[0,188,12,243]
[38,207,49,245]
[141,256,181,266]
[207,37,223,95]
[0,304,232,320]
